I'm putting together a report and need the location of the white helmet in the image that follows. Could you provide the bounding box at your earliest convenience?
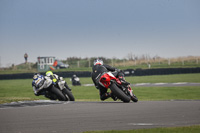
[93,58,103,65]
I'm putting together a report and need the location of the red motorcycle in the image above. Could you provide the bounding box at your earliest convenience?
[99,71,138,103]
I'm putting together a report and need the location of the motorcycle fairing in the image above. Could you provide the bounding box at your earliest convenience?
[99,72,117,88]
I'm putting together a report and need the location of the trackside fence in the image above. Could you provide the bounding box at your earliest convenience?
[0,67,200,80]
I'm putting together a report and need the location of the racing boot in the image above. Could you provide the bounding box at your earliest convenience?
[100,92,111,101]
[110,92,118,101]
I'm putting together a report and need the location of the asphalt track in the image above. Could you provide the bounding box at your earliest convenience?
[0,100,200,133]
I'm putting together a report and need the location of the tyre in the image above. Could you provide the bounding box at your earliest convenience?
[110,83,131,103]
[50,86,67,101]
[62,89,75,101]
[131,95,138,102]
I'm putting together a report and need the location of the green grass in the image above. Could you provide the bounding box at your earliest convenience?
[69,86,200,101]
[0,73,200,104]
[125,73,200,83]
[83,125,200,133]
[69,73,200,84]
[134,86,200,101]
[0,79,46,103]
[66,73,200,84]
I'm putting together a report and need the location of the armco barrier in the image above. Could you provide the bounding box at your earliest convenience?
[124,67,200,76]
[0,67,200,80]
[0,71,92,80]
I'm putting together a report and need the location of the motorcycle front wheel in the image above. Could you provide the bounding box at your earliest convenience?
[131,95,138,102]
[110,83,131,103]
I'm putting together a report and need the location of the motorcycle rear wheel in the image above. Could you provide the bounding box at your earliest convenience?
[50,86,67,101]
[62,89,75,101]
[110,83,131,103]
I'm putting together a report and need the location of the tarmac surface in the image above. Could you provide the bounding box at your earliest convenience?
[0,100,200,133]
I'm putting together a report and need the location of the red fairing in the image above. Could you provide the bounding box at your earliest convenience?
[116,78,122,85]
[100,73,116,88]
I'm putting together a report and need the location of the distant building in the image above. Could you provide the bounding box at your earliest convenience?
[37,56,55,72]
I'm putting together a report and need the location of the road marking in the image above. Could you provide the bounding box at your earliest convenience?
[154,83,167,85]
[128,123,154,126]
[172,82,188,84]
[135,83,151,86]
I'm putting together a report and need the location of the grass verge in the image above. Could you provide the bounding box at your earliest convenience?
[1,82,200,104]
[83,125,200,133]
[0,73,200,104]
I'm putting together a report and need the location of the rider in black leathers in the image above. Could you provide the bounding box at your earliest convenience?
[91,59,129,101]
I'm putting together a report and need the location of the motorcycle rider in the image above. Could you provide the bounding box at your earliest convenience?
[46,71,72,91]
[32,73,45,96]
[71,74,81,86]
[91,58,130,101]
[32,73,66,100]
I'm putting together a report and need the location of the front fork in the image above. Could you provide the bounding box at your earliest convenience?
[127,85,134,97]
[119,83,134,97]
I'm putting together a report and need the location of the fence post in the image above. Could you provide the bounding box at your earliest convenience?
[0,56,1,68]
[88,59,91,68]
[168,58,171,65]
[77,61,80,68]
[112,59,114,67]
[134,59,136,66]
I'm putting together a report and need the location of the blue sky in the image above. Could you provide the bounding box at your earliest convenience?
[0,0,200,67]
